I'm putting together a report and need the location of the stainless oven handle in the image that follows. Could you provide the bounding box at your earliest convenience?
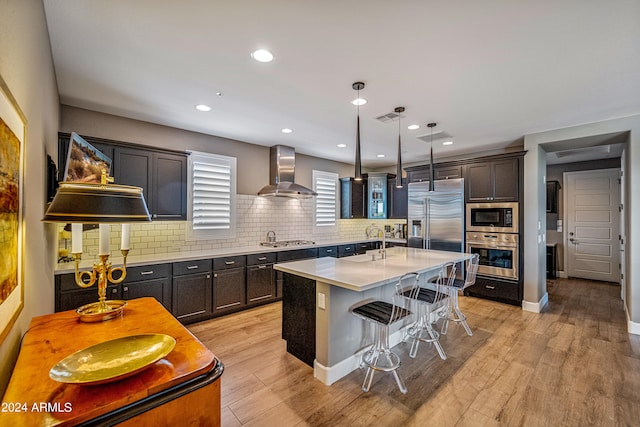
[468,243,517,250]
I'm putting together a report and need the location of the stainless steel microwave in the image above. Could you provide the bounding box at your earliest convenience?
[466,202,518,233]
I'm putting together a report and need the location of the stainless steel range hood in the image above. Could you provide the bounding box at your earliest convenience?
[257,145,317,198]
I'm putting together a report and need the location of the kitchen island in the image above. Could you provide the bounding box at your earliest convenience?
[274,246,472,385]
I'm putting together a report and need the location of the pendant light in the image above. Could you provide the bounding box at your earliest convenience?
[427,122,437,191]
[352,82,365,181]
[394,107,405,188]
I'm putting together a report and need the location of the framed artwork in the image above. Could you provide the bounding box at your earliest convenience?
[0,75,25,344]
[63,132,111,183]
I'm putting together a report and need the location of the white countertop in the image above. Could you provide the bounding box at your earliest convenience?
[273,247,472,292]
[54,237,407,274]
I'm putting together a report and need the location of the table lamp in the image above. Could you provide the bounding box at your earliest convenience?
[43,171,151,321]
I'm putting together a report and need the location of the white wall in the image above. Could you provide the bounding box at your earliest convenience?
[0,0,60,392]
[523,115,640,330]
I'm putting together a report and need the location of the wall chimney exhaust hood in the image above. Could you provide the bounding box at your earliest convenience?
[258,145,317,198]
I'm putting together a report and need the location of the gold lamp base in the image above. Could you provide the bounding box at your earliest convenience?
[76,300,127,323]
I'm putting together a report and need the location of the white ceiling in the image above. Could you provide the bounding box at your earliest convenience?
[43,1,640,168]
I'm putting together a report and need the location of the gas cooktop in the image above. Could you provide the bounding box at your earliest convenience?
[260,240,316,248]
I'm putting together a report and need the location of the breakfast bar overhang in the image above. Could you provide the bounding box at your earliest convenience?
[274,247,472,385]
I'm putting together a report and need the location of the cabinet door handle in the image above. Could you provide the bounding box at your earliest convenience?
[326,249,333,253]
[257,265,267,269]
[258,257,267,261]
[112,288,118,294]
[140,271,154,275]
[123,286,128,292]
[187,265,199,270]
[486,285,496,290]
[213,273,217,278]
[225,261,235,265]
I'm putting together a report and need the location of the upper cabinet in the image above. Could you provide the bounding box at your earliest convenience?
[58,133,188,220]
[387,177,408,219]
[465,158,519,202]
[368,173,394,219]
[114,148,187,220]
[340,177,367,219]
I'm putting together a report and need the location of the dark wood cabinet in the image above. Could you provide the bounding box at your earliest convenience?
[406,167,432,183]
[318,246,338,257]
[338,244,356,257]
[340,177,367,218]
[281,272,316,367]
[212,256,246,315]
[466,158,518,202]
[55,273,121,312]
[122,263,172,311]
[114,148,187,220]
[387,178,408,219]
[57,133,187,221]
[172,259,212,323]
[246,253,276,305]
[434,165,462,180]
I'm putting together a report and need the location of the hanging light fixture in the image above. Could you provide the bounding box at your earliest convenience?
[427,122,437,191]
[394,106,405,188]
[352,82,365,181]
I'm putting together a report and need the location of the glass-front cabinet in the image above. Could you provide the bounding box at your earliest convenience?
[368,173,389,219]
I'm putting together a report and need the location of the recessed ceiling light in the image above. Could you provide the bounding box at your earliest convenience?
[251,49,274,63]
[337,144,347,148]
[351,98,367,106]
[407,124,420,130]
[377,154,385,158]
[195,104,212,112]
[281,128,293,134]
[442,141,453,145]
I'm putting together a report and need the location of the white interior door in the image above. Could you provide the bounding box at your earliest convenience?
[565,169,620,282]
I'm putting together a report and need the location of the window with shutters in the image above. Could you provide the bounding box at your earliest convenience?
[187,151,237,240]
[313,170,338,232]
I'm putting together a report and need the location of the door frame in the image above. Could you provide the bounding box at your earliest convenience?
[562,168,621,282]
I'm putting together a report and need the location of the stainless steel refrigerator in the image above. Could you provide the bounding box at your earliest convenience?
[407,179,464,254]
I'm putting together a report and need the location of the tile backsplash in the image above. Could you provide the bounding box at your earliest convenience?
[57,194,405,259]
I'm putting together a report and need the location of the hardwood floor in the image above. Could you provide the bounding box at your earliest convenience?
[188,278,640,426]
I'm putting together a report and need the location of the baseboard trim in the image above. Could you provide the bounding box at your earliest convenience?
[313,329,405,385]
[557,270,568,279]
[522,292,549,313]
[625,305,640,336]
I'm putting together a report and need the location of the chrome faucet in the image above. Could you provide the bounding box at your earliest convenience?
[368,226,386,259]
[266,230,276,243]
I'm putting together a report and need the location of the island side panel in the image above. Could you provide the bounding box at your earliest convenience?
[281,272,316,367]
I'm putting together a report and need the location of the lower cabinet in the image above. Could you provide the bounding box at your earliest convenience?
[55,273,121,312]
[172,259,213,323]
[246,253,276,306]
[464,276,521,306]
[213,256,246,315]
[123,264,172,311]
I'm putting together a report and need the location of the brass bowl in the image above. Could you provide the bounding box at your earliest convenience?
[76,300,127,322]
[49,333,176,385]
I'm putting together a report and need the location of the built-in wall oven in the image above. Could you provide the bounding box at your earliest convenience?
[466,232,519,280]
[466,202,518,234]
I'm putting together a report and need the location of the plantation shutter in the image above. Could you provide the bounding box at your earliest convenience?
[314,171,338,227]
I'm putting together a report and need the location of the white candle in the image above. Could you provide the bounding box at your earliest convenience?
[99,224,110,255]
[121,224,130,250]
[71,223,83,254]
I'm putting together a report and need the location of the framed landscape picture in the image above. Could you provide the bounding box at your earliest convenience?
[0,75,25,344]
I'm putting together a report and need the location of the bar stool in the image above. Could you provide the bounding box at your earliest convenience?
[350,273,418,394]
[440,254,480,336]
[399,263,455,360]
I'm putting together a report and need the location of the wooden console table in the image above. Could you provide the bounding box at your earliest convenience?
[1,297,223,426]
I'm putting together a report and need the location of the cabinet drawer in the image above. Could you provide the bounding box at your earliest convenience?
[276,248,318,262]
[173,259,211,276]
[214,255,246,270]
[465,276,520,302]
[247,252,276,266]
[126,263,172,282]
[338,244,356,257]
[318,246,338,257]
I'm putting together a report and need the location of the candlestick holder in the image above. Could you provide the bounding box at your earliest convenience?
[73,249,130,322]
